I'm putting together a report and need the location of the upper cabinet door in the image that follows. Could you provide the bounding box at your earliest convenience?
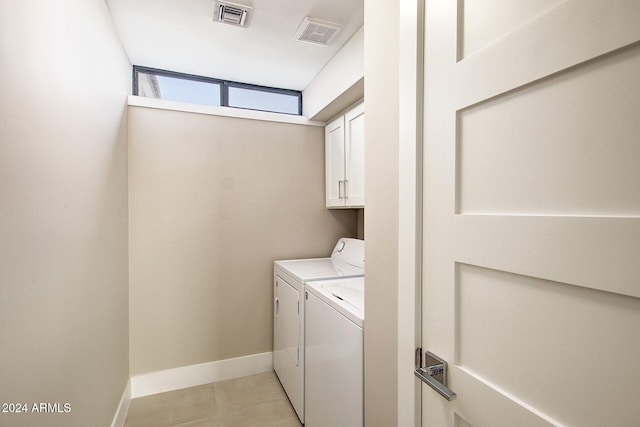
[344,103,365,208]
[325,115,346,207]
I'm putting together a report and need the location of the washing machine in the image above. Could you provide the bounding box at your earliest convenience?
[273,238,364,423]
[304,276,364,427]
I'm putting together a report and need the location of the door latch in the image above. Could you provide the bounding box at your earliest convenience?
[414,349,457,401]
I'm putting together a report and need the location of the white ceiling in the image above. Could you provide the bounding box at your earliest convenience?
[106,0,364,91]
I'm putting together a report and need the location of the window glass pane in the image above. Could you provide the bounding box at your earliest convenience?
[137,72,221,107]
[228,86,300,115]
[134,67,302,115]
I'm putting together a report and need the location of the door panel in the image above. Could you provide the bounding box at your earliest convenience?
[274,276,299,365]
[457,46,640,217]
[325,116,345,207]
[273,275,303,421]
[448,372,556,427]
[421,0,640,426]
[454,264,640,426]
[454,414,473,427]
[345,103,365,207]
[459,0,563,59]
[455,1,640,110]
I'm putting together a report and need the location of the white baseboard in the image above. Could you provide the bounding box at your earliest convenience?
[130,352,273,399]
[110,379,131,427]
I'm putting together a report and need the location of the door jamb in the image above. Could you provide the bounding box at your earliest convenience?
[397,0,425,426]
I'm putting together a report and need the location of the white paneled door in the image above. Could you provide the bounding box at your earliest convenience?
[420,1,640,426]
[325,115,346,207]
[344,103,365,207]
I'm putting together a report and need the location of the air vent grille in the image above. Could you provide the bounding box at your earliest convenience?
[294,17,343,46]
[214,1,252,27]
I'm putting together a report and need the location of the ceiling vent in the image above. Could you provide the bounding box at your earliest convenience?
[213,1,253,28]
[294,17,343,46]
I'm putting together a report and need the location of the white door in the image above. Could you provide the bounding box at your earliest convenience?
[344,103,365,207]
[325,115,346,207]
[420,1,640,426]
[274,276,299,367]
[273,276,303,419]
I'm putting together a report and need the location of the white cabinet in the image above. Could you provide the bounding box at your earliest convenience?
[325,103,365,208]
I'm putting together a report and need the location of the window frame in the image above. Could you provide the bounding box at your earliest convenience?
[224,81,302,115]
[132,65,302,116]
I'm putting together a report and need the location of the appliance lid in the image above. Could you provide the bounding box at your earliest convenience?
[330,238,364,269]
[325,283,364,312]
[274,258,363,283]
[307,277,365,327]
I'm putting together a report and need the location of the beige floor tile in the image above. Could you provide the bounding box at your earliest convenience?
[208,399,301,427]
[173,418,222,427]
[213,371,288,415]
[124,371,302,427]
[125,384,215,427]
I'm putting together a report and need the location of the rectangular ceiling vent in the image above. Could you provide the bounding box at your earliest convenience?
[214,1,253,27]
[294,17,343,46]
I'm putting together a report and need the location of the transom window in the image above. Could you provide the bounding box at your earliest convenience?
[133,66,302,116]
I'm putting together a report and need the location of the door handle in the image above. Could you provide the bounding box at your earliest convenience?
[414,350,457,401]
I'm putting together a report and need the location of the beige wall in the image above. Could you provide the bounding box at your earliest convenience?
[0,1,131,426]
[364,0,400,425]
[128,107,357,375]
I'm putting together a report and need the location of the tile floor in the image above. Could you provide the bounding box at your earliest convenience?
[124,371,302,427]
